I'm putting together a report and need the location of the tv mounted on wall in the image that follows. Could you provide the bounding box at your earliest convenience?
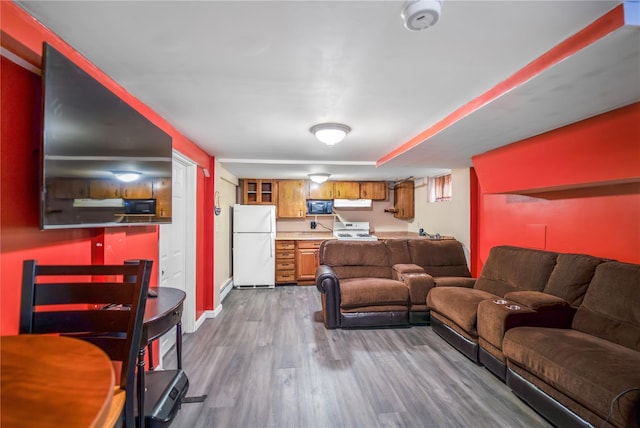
[40,43,173,229]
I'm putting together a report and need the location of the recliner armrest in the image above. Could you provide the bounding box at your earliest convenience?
[315,265,341,329]
[504,291,570,311]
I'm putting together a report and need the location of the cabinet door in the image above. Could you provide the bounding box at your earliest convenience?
[277,180,306,218]
[154,178,172,217]
[360,182,388,200]
[243,179,275,204]
[308,181,334,199]
[50,178,89,199]
[333,181,360,199]
[296,240,323,283]
[296,249,318,282]
[394,181,415,219]
[90,180,121,199]
[121,180,153,199]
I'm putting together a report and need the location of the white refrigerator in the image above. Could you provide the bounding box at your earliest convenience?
[232,204,276,288]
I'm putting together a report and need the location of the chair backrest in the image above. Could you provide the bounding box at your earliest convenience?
[20,259,153,426]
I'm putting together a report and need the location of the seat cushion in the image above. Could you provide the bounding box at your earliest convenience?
[427,287,497,336]
[340,278,408,310]
[504,327,640,428]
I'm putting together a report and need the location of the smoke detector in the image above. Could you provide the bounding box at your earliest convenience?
[401,0,443,31]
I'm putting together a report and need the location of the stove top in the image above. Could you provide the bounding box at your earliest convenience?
[333,221,378,241]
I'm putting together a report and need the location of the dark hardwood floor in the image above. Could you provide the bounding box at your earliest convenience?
[164,286,551,428]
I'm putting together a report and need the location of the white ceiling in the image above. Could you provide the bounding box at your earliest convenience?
[15,0,640,181]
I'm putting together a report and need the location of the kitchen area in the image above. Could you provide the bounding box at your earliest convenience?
[232,177,452,287]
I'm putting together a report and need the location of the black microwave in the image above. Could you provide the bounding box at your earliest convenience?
[307,200,333,215]
[124,199,156,215]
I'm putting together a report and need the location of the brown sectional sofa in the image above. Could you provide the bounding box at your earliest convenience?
[315,240,640,428]
[315,238,471,329]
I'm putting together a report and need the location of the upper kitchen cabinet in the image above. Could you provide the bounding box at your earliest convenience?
[308,181,334,199]
[360,182,388,200]
[153,178,172,218]
[393,181,414,219]
[50,178,89,199]
[243,179,275,205]
[277,180,306,218]
[89,179,153,199]
[333,181,360,199]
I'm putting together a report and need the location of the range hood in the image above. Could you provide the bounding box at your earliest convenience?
[333,198,372,208]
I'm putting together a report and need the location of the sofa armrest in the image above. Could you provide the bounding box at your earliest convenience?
[478,294,576,352]
[392,263,425,281]
[397,272,434,308]
[315,265,341,329]
[434,277,476,288]
[504,291,570,311]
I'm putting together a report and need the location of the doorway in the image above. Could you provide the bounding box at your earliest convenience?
[158,151,197,364]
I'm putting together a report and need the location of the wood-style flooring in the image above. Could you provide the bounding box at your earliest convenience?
[164,285,551,428]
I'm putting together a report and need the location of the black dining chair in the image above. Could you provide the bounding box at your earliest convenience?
[19,259,153,428]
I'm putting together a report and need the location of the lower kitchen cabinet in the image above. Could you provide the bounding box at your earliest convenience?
[275,240,296,284]
[296,240,323,285]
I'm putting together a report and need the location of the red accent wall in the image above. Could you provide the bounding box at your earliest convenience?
[472,103,640,270]
[1,2,216,334]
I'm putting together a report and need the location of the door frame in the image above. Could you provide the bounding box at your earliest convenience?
[159,150,197,336]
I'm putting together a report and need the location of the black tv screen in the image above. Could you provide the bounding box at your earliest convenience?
[40,43,172,229]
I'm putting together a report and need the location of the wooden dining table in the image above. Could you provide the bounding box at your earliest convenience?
[1,335,115,428]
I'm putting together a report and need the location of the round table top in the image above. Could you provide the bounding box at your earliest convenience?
[1,335,115,428]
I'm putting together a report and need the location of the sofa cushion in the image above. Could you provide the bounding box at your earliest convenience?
[408,240,471,277]
[427,287,497,336]
[474,246,558,297]
[320,240,391,279]
[339,278,409,310]
[572,261,640,351]
[543,253,603,306]
[385,239,411,266]
[504,326,640,428]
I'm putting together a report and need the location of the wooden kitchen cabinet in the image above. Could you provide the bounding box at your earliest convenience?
[88,179,153,199]
[296,240,323,284]
[153,178,172,218]
[333,181,360,199]
[243,179,274,204]
[89,179,122,199]
[393,181,415,219]
[277,180,306,218]
[360,182,388,200]
[276,240,296,284]
[50,178,89,199]
[121,180,153,199]
[308,181,334,199]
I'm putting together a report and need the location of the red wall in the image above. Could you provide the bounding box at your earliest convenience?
[472,103,640,269]
[1,3,216,334]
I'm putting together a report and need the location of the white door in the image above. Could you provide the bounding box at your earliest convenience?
[159,151,197,364]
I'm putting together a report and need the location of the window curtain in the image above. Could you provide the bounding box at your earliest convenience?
[427,174,452,202]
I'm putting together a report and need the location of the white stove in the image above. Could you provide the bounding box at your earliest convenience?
[333,221,378,241]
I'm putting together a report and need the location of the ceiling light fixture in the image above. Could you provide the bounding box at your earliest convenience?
[112,171,142,182]
[310,123,351,146]
[308,173,330,184]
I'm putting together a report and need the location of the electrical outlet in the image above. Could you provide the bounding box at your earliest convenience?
[310,221,317,229]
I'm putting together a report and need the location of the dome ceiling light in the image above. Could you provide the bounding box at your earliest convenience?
[308,173,331,184]
[310,123,351,146]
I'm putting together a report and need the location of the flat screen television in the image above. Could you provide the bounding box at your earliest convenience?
[40,43,172,229]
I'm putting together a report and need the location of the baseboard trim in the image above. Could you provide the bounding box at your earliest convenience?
[221,278,234,302]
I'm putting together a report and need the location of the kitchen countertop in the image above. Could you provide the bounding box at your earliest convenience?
[276,232,335,241]
[375,232,455,240]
